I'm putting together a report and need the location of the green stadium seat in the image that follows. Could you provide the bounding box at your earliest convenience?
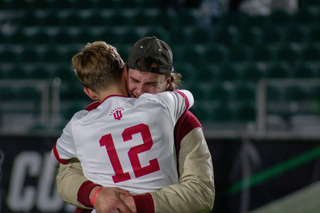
[154,12,174,29]
[22,12,40,26]
[245,14,268,28]
[233,83,255,102]
[176,10,197,26]
[31,66,53,79]
[240,63,265,81]
[41,48,64,63]
[6,66,29,79]
[86,13,107,26]
[284,86,309,101]
[107,13,128,26]
[139,0,156,8]
[47,0,69,9]
[189,27,212,44]
[216,63,240,81]
[228,45,251,62]
[175,62,195,82]
[9,30,29,44]
[16,86,41,100]
[292,8,317,25]
[293,64,315,78]
[63,12,86,27]
[212,26,238,47]
[188,85,207,101]
[54,30,75,44]
[234,103,256,121]
[251,45,275,62]
[266,62,290,78]
[32,30,54,44]
[194,64,215,82]
[0,48,17,63]
[19,49,40,63]
[74,30,95,44]
[0,86,15,100]
[121,0,141,8]
[64,48,78,61]
[261,26,284,44]
[310,86,320,102]
[96,0,120,9]
[212,104,234,121]
[204,44,229,64]
[100,29,121,44]
[0,31,8,43]
[118,30,141,44]
[304,0,320,6]
[300,44,320,62]
[309,26,320,43]
[42,12,62,26]
[217,11,248,27]
[268,9,291,27]
[145,28,169,41]
[284,25,308,43]
[130,12,151,26]
[55,64,76,81]
[62,103,85,120]
[168,28,189,45]
[238,27,262,47]
[60,80,87,100]
[181,45,205,66]
[275,44,299,63]
[267,85,283,101]
[115,44,130,61]
[209,83,232,103]
[190,105,212,123]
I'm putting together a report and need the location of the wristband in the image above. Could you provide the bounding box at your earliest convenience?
[90,186,103,206]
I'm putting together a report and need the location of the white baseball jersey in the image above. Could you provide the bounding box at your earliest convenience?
[51,90,193,194]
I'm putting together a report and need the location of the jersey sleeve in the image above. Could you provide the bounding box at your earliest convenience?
[157,89,194,122]
[51,119,77,165]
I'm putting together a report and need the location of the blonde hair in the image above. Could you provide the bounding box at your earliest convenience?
[72,41,124,93]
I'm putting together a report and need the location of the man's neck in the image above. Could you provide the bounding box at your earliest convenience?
[97,86,128,102]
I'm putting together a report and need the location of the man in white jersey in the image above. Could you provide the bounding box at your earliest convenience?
[50,41,194,213]
[56,37,214,213]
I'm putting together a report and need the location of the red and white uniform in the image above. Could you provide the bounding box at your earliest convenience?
[51,90,193,194]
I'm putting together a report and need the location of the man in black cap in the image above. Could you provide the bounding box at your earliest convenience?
[56,37,215,213]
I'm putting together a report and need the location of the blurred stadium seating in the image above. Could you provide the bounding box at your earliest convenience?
[0,0,319,136]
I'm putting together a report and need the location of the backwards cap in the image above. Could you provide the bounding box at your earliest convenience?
[127,36,174,75]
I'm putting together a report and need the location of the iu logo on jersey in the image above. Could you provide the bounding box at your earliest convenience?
[110,107,124,120]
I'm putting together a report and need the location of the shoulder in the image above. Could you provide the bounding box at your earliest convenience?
[174,110,202,142]
[84,101,100,111]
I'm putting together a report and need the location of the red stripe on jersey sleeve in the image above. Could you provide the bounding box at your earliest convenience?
[174,110,202,162]
[133,193,155,213]
[176,90,189,110]
[53,143,69,164]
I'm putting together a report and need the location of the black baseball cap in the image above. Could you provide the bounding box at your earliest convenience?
[127,36,174,75]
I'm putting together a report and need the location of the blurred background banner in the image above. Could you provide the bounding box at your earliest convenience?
[2,136,320,213]
[1,0,320,212]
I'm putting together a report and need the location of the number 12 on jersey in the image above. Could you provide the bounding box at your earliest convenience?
[99,123,160,183]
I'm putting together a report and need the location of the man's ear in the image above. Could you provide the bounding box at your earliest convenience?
[166,74,173,89]
[84,88,99,100]
[123,64,128,81]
